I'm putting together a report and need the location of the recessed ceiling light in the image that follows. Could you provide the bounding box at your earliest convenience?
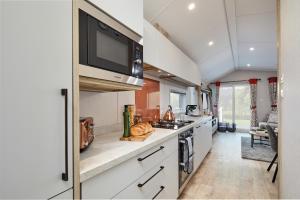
[158,70,161,73]
[249,47,255,51]
[247,64,251,67]
[167,74,171,76]
[208,41,214,46]
[188,3,195,11]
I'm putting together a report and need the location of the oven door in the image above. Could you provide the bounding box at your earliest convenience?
[87,15,133,75]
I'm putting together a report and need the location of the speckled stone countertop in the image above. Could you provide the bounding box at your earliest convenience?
[80,115,211,182]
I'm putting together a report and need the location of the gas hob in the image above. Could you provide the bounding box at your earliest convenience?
[151,120,194,130]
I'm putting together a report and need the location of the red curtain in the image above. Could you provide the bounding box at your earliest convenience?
[268,77,278,111]
[249,79,258,127]
[213,81,221,117]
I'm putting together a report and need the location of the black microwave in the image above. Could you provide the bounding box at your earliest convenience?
[79,10,143,84]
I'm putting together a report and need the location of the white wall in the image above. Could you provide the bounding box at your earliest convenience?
[80,77,195,132]
[0,1,3,195]
[279,0,300,198]
[80,91,135,133]
[159,79,189,115]
[217,70,277,122]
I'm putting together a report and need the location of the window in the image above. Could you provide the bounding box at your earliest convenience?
[235,85,251,129]
[219,84,250,130]
[170,90,187,113]
[219,86,233,124]
[202,92,208,110]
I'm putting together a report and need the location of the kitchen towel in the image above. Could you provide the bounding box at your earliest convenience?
[186,136,193,174]
[186,137,193,156]
[183,141,189,172]
[188,155,193,174]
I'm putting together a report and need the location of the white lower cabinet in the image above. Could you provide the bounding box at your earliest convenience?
[81,136,178,199]
[113,151,178,199]
[194,123,205,169]
[193,119,213,170]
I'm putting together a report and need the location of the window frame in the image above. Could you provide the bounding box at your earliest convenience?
[218,83,250,131]
[169,89,187,113]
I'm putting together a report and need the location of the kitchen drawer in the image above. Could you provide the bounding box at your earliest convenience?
[113,151,178,199]
[81,136,178,199]
[136,135,177,170]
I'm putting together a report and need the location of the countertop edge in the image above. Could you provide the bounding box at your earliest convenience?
[80,132,178,182]
[80,115,212,182]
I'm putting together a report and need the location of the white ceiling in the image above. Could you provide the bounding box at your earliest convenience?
[144,0,278,82]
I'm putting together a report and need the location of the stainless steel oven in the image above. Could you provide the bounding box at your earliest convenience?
[178,128,194,191]
[79,9,143,86]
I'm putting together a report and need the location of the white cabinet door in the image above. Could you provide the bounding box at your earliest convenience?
[203,121,213,153]
[193,120,213,170]
[1,1,73,199]
[143,19,201,86]
[193,123,204,169]
[87,0,143,36]
[144,20,159,67]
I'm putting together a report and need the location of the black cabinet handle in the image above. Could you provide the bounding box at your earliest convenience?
[137,166,164,188]
[196,125,201,128]
[152,186,165,199]
[137,146,164,162]
[61,88,69,181]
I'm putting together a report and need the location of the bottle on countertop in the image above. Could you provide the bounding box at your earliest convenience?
[127,104,135,127]
[123,105,131,137]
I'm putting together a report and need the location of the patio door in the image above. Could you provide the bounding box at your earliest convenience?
[219,84,251,131]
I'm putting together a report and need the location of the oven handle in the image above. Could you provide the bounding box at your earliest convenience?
[61,88,69,181]
[180,154,194,166]
[137,166,164,188]
[137,146,164,161]
[179,136,193,144]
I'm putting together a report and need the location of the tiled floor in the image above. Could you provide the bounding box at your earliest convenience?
[180,132,279,199]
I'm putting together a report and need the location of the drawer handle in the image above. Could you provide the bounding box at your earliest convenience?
[137,146,164,162]
[196,126,201,128]
[137,166,164,188]
[152,186,165,199]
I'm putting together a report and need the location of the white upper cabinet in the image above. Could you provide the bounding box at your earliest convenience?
[87,0,143,36]
[144,20,160,67]
[144,20,201,86]
[0,1,73,198]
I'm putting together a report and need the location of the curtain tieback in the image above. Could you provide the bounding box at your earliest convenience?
[271,105,277,108]
[250,106,257,109]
